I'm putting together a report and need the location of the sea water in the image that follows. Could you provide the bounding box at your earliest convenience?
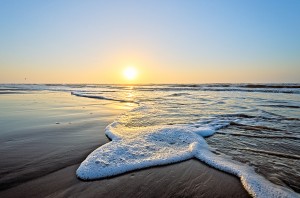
[1,84,299,197]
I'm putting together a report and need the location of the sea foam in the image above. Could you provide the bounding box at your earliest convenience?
[71,91,137,103]
[76,106,299,198]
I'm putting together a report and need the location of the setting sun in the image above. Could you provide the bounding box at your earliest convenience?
[123,67,138,81]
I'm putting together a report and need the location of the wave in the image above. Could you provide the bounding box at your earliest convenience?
[0,91,28,94]
[138,87,300,94]
[242,84,300,89]
[168,92,191,97]
[76,106,298,197]
[1,84,300,94]
[233,147,300,160]
[230,122,282,131]
[168,83,300,89]
[71,91,137,104]
[217,131,300,140]
[133,84,300,94]
[260,104,300,109]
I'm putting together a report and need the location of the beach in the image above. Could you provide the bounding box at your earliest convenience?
[1,0,300,196]
[0,91,250,198]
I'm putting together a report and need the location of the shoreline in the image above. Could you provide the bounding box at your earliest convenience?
[0,91,250,197]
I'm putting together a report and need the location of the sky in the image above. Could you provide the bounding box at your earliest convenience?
[0,0,299,84]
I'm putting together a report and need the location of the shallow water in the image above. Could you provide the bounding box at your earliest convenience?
[1,84,299,196]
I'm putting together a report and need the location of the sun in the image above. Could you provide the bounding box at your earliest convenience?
[123,67,138,80]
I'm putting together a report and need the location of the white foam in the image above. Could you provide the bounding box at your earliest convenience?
[71,91,137,103]
[194,148,299,197]
[77,126,202,179]
[71,91,113,100]
[76,106,299,198]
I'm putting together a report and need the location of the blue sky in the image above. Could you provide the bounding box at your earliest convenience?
[0,0,299,83]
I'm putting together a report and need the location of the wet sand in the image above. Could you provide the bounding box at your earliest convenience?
[0,160,250,198]
[0,91,250,197]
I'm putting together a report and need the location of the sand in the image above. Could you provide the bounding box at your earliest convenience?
[0,91,250,197]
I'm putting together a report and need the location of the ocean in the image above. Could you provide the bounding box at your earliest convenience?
[1,84,299,197]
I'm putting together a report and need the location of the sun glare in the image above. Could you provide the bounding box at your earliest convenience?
[123,67,137,81]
